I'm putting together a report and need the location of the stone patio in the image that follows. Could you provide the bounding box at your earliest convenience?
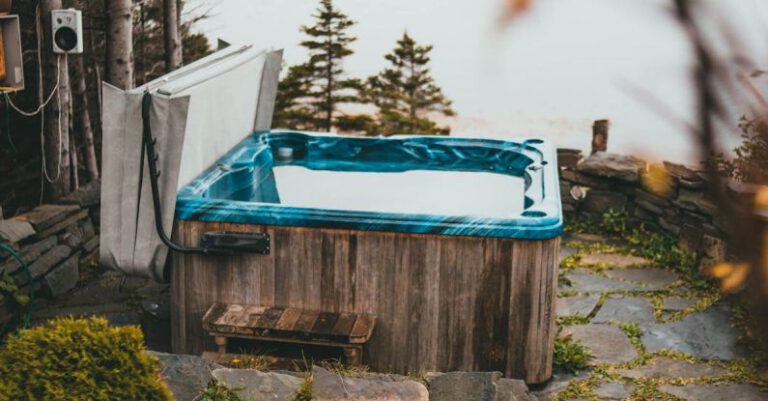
[18,232,768,400]
[538,233,768,401]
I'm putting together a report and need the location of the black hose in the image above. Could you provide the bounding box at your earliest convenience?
[141,92,208,255]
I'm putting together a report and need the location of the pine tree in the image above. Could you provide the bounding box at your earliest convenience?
[275,0,362,131]
[367,32,455,136]
[273,64,317,130]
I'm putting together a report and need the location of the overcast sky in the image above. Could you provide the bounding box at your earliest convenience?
[190,0,768,163]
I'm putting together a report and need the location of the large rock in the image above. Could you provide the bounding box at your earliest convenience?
[560,270,646,293]
[641,303,745,360]
[562,324,639,365]
[577,152,646,182]
[314,366,428,401]
[613,357,727,379]
[428,372,499,401]
[556,295,600,318]
[152,352,224,401]
[593,296,655,324]
[578,253,650,269]
[603,268,679,290]
[495,378,538,401]
[658,383,767,401]
[212,369,304,401]
[593,382,635,400]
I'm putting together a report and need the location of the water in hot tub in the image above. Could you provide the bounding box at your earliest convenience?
[271,166,526,218]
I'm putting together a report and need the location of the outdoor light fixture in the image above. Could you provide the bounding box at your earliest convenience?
[51,9,82,54]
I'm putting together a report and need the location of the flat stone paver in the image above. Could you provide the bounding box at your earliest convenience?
[531,371,589,401]
[579,253,651,268]
[663,296,697,311]
[561,269,646,292]
[594,382,635,400]
[593,295,655,323]
[557,295,600,318]
[613,357,728,379]
[603,267,679,289]
[641,302,745,360]
[658,383,768,401]
[562,324,639,365]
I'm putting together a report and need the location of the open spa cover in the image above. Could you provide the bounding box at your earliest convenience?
[100,46,283,280]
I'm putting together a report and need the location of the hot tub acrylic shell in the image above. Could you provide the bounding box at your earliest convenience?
[171,131,562,383]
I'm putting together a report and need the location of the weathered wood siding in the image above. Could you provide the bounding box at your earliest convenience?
[171,220,559,383]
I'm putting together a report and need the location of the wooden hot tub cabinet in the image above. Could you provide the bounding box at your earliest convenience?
[171,221,559,383]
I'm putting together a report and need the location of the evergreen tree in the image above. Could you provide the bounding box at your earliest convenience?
[367,32,455,136]
[273,64,317,130]
[275,0,362,131]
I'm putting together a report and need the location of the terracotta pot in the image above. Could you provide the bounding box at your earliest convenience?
[0,0,11,15]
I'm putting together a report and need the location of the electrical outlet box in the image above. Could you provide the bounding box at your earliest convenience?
[0,15,23,92]
[52,9,83,54]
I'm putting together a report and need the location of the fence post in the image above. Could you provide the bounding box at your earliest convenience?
[592,119,609,154]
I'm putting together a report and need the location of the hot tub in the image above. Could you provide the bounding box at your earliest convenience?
[171,131,562,383]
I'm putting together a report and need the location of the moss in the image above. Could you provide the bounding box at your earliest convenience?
[0,316,172,401]
[554,334,594,374]
[293,374,313,401]
[618,322,645,355]
[557,314,591,326]
[200,380,243,401]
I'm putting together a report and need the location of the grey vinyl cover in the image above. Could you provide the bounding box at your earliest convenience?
[100,46,283,281]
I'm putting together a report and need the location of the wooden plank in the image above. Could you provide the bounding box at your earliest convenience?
[330,313,358,338]
[274,308,302,331]
[349,315,376,343]
[311,312,339,337]
[255,307,284,330]
[292,310,319,333]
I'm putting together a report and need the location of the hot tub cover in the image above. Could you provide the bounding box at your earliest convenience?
[100,46,283,280]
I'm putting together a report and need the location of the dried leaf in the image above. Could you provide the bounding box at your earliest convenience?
[755,186,768,209]
[501,0,532,21]
[705,262,737,279]
[720,263,749,293]
[642,164,673,197]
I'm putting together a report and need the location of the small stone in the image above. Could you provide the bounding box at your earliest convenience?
[313,366,428,401]
[60,179,101,208]
[17,204,81,231]
[701,235,726,261]
[42,252,80,298]
[153,352,224,401]
[603,268,679,290]
[613,357,727,379]
[663,162,701,182]
[658,383,767,401]
[561,270,646,293]
[562,324,639,365]
[0,219,36,243]
[212,369,304,401]
[578,152,646,182]
[428,372,499,401]
[675,189,716,214]
[641,303,745,360]
[593,296,655,324]
[582,190,627,214]
[579,253,650,269]
[593,382,635,400]
[557,295,600,318]
[663,297,696,312]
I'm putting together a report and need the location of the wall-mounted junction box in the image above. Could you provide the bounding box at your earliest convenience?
[0,15,24,92]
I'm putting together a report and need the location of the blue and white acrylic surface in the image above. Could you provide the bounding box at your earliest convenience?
[176,131,563,239]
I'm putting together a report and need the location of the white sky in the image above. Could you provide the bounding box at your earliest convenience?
[190,0,768,163]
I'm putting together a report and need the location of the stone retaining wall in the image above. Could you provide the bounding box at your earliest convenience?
[0,197,99,331]
[557,149,734,266]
